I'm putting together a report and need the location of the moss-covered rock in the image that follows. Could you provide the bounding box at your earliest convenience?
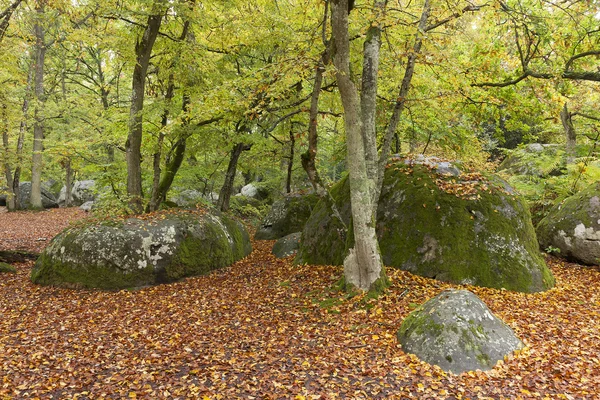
[398,289,523,374]
[0,262,16,273]
[0,182,59,209]
[255,193,319,240]
[297,157,554,292]
[31,209,252,290]
[272,232,302,258]
[498,144,565,177]
[537,182,600,265]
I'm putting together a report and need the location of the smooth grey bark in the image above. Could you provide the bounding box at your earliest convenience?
[361,1,384,193]
[30,0,47,209]
[331,0,383,292]
[560,103,576,164]
[217,142,252,212]
[11,62,33,210]
[64,158,73,207]
[286,126,295,194]
[125,13,163,213]
[1,97,14,210]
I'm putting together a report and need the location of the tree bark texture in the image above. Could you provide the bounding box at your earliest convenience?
[64,158,72,207]
[560,103,576,164]
[286,126,295,194]
[217,142,251,212]
[1,98,15,210]
[331,0,383,292]
[125,13,162,213]
[30,0,47,209]
[152,94,191,209]
[377,0,430,202]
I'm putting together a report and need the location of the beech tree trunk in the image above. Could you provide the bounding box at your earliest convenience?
[1,98,15,210]
[561,103,576,164]
[64,159,72,207]
[147,75,175,212]
[331,0,384,292]
[125,13,162,213]
[30,0,46,209]
[11,62,33,210]
[286,126,295,194]
[376,0,430,202]
[217,142,252,212]
[149,94,194,210]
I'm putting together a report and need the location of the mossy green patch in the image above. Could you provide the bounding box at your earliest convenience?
[537,181,600,265]
[298,161,554,292]
[0,262,16,273]
[31,210,251,290]
[255,193,319,240]
[31,243,155,290]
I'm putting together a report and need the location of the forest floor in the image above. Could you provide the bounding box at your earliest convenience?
[1,208,599,399]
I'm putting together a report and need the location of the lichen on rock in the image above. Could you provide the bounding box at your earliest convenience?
[31,209,252,290]
[397,289,523,374]
[255,193,319,240]
[537,182,600,265]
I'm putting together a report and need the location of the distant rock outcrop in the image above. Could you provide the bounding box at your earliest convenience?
[255,194,318,240]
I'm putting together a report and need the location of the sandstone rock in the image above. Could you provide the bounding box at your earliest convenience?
[31,209,252,290]
[296,158,554,292]
[255,193,318,240]
[272,232,301,258]
[537,182,600,265]
[398,289,523,374]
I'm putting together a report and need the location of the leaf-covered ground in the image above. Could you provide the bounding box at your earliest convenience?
[1,208,600,399]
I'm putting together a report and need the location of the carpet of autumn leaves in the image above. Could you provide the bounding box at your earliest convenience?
[1,209,600,399]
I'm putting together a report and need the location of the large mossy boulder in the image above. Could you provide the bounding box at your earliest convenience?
[255,193,319,240]
[397,290,523,374]
[31,209,252,290]
[537,182,600,265]
[272,232,302,258]
[0,182,58,209]
[297,157,554,292]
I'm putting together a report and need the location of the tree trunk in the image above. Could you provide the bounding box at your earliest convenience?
[30,0,46,209]
[64,159,72,207]
[377,0,430,201]
[361,0,384,191]
[150,94,192,209]
[302,50,329,196]
[561,102,576,164]
[217,142,251,212]
[1,97,15,210]
[12,62,33,210]
[147,75,175,212]
[286,126,295,194]
[125,13,162,213]
[331,0,385,293]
